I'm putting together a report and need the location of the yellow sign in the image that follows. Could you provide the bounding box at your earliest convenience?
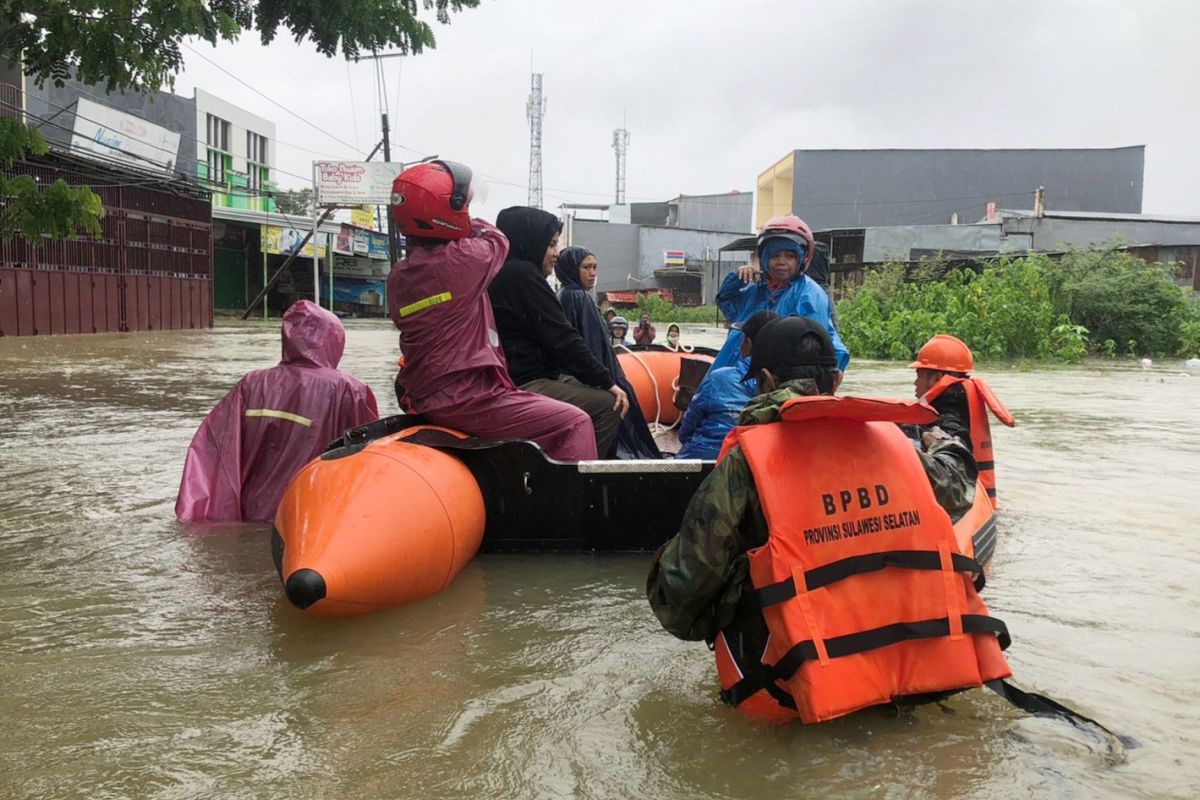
[351,206,376,229]
[262,225,327,258]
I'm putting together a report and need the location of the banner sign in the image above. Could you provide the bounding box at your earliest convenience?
[262,225,327,258]
[315,161,404,205]
[70,97,181,174]
[330,254,389,279]
[351,206,376,229]
[332,278,386,306]
[368,232,391,260]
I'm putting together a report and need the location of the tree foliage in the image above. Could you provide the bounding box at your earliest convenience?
[273,187,313,217]
[836,249,1193,361]
[0,1,481,93]
[0,118,103,239]
[1041,247,1187,356]
[0,0,479,240]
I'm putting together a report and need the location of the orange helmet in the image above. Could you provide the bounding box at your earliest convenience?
[908,334,974,374]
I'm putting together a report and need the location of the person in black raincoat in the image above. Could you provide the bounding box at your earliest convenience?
[490,207,630,459]
[555,246,661,460]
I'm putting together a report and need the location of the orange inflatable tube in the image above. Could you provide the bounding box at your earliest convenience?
[273,426,485,617]
[617,349,713,426]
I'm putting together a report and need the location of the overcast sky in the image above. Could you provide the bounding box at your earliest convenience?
[173,0,1200,221]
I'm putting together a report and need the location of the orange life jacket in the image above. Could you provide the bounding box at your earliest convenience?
[923,376,1015,508]
[713,394,1012,724]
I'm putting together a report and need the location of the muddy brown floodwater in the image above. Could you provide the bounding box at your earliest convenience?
[1,319,1197,799]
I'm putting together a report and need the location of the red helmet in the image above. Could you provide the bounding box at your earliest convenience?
[908,334,974,374]
[390,160,473,241]
[757,214,815,268]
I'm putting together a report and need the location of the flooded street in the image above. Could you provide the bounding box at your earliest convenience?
[1,319,1197,800]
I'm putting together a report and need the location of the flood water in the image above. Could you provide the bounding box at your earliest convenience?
[1,319,1197,800]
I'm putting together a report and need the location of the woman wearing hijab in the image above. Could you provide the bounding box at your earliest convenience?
[489,207,630,459]
[555,246,661,459]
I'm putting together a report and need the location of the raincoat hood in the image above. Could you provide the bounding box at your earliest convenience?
[496,206,562,267]
[759,239,808,279]
[554,246,593,290]
[281,300,345,369]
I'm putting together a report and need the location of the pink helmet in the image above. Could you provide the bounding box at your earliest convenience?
[757,214,815,268]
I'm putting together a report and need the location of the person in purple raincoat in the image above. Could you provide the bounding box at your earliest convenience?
[385,160,598,461]
[175,300,379,523]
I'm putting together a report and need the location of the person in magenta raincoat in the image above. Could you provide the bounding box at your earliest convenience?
[175,300,379,523]
[385,160,597,461]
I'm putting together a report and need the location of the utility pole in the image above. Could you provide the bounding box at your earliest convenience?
[612,127,630,205]
[380,106,398,263]
[355,51,404,262]
[527,71,545,209]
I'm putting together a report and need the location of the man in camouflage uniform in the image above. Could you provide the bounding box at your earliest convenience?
[647,317,978,644]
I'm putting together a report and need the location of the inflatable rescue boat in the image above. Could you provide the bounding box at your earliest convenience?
[271,345,998,617]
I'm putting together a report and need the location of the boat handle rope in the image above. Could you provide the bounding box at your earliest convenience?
[615,344,680,434]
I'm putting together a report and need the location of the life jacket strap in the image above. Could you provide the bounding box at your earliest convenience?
[772,614,1011,683]
[754,549,985,609]
[719,666,799,710]
[986,679,1140,759]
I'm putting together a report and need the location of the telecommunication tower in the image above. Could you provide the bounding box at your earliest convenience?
[612,127,630,204]
[526,73,546,208]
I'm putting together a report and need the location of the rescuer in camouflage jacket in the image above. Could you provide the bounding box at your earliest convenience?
[647,319,978,643]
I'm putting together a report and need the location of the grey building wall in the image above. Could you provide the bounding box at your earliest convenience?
[858,214,1200,264]
[864,224,1008,263]
[573,219,642,293]
[791,147,1144,230]
[637,226,748,283]
[1024,217,1200,252]
[669,192,753,233]
[0,58,22,96]
[25,77,198,178]
[574,219,750,296]
[629,202,670,226]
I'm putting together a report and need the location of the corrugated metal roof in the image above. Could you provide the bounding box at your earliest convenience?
[997,209,1200,224]
[212,205,343,235]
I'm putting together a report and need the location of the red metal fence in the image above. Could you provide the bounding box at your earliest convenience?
[0,155,214,336]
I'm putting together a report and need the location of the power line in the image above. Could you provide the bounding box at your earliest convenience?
[21,90,325,188]
[183,42,370,157]
[6,101,332,216]
[45,78,353,161]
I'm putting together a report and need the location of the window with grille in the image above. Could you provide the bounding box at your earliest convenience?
[247,131,269,191]
[206,114,231,185]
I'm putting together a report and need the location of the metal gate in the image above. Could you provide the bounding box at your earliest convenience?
[0,155,213,337]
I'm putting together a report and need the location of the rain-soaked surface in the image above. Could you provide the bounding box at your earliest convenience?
[1,319,1197,800]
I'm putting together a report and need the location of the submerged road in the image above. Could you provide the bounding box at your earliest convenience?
[1,319,1197,799]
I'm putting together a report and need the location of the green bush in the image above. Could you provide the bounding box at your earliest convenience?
[838,257,1058,360]
[1043,247,1188,356]
[837,248,1194,361]
[633,293,723,324]
[1180,302,1200,357]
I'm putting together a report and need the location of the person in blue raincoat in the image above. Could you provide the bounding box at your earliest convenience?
[555,246,661,459]
[710,215,849,384]
[677,311,779,459]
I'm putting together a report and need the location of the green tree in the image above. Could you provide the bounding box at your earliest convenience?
[1043,246,1188,356]
[0,117,102,239]
[0,0,479,239]
[274,187,313,217]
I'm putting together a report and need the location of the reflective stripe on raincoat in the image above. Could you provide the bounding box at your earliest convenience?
[175,300,379,523]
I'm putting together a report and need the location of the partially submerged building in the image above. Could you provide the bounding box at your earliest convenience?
[818,209,1200,296]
